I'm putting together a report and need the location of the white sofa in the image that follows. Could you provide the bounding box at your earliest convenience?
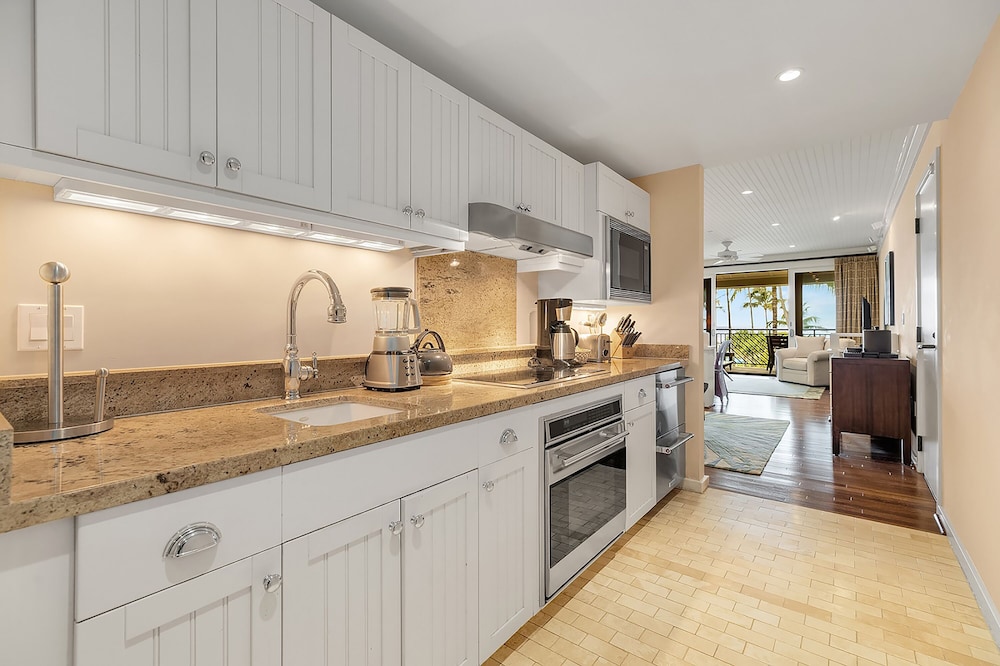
[775,336,833,387]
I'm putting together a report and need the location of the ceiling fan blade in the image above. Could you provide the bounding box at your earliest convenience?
[712,259,726,266]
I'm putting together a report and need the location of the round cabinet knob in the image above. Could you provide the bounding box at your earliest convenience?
[414,209,425,219]
[525,204,532,213]
[263,573,282,593]
[410,514,425,529]
[199,151,216,167]
[482,480,495,492]
[499,428,519,445]
[402,205,413,215]
[388,520,403,536]
[628,421,635,429]
[225,157,242,173]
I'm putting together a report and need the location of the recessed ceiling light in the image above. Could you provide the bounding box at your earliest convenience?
[771,223,780,227]
[777,68,802,82]
[741,190,754,195]
[789,244,796,248]
[832,215,841,221]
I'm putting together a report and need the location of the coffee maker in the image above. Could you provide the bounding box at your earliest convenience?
[363,287,423,391]
[535,298,579,365]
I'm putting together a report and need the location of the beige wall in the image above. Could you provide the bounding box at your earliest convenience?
[880,122,946,359]
[607,165,706,484]
[938,18,1000,611]
[0,179,416,374]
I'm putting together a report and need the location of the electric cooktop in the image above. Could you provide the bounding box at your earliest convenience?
[454,364,610,389]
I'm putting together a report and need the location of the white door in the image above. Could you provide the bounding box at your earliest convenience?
[625,406,656,529]
[625,182,651,233]
[520,133,561,224]
[75,548,281,666]
[478,449,538,661]
[283,501,402,666]
[217,0,332,211]
[916,148,942,502]
[595,163,627,221]
[560,157,586,233]
[331,16,411,228]
[401,472,478,666]
[410,65,469,239]
[468,100,520,210]
[35,0,217,186]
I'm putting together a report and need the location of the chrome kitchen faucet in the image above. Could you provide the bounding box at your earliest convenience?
[283,269,347,400]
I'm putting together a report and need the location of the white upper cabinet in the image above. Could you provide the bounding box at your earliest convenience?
[560,156,586,233]
[0,0,34,148]
[36,0,332,211]
[520,133,561,225]
[469,100,521,211]
[410,66,469,238]
[36,0,218,187]
[217,0,332,211]
[594,163,650,232]
[331,16,411,229]
[625,180,651,233]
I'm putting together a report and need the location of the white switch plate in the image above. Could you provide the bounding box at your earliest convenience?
[17,304,84,351]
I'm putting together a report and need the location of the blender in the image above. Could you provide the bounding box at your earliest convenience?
[363,287,423,391]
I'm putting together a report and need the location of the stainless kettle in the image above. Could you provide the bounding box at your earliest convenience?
[412,330,453,376]
[550,322,579,362]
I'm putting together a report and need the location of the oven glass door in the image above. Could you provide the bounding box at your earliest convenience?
[609,223,651,297]
[548,446,626,570]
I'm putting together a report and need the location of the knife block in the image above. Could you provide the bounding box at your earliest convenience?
[611,330,635,359]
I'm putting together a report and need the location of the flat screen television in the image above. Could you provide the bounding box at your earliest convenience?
[861,296,872,331]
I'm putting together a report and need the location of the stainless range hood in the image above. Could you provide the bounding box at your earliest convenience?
[468,202,593,258]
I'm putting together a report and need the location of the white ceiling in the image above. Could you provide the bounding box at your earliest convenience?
[316,0,999,256]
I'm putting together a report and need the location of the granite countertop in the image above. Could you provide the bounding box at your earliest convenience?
[0,357,684,534]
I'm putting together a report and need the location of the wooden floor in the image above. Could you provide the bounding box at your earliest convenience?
[492,489,1000,666]
[706,384,939,533]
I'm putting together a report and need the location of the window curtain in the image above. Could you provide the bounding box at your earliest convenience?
[834,255,880,333]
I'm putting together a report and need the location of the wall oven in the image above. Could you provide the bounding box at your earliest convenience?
[606,216,651,302]
[544,396,626,599]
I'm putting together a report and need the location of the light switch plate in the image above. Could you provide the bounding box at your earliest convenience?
[17,304,84,351]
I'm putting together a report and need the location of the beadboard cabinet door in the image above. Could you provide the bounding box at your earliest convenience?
[331,16,411,229]
[560,156,586,233]
[283,501,402,666]
[469,100,520,211]
[625,405,657,530]
[478,449,539,662]
[401,471,479,666]
[520,133,561,225]
[35,0,217,186]
[75,547,281,666]
[216,0,332,211]
[409,66,469,238]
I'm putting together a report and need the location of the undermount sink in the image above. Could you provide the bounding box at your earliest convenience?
[268,401,401,426]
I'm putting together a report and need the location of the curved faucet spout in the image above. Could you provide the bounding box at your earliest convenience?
[284,269,347,400]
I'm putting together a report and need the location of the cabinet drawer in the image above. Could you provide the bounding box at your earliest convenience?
[76,469,281,622]
[623,375,655,412]
[476,406,539,467]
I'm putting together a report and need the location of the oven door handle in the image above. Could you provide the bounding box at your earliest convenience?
[655,376,694,390]
[559,432,627,469]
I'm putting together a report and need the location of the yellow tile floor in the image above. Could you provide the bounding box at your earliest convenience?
[491,488,1000,666]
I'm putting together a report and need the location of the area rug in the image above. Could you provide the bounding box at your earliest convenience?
[703,413,790,475]
[727,374,825,400]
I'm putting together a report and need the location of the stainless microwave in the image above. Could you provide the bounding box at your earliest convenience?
[606,216,651,302]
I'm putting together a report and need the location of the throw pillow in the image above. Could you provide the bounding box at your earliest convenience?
[794,335,825,357]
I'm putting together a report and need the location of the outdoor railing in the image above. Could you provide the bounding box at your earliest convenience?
[714,328,835,370]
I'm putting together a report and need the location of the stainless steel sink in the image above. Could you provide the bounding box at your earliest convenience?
[267,401,401,426]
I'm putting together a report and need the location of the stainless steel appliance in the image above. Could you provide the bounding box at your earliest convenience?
[544,396,627,599]
[468,202,594,258]
[579,333,611,362]
[606,216,651,302]
[653,365,694,500]
[363,287,422,391]
[455,364,608,389]
[536,298,579,364]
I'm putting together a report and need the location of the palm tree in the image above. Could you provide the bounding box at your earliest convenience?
[743,287,769,329]
[719,287,742,332]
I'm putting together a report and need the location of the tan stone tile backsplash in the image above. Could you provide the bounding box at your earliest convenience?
[415,252,517,350]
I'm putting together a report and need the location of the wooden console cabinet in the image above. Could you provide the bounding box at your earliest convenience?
[831,357,911,460]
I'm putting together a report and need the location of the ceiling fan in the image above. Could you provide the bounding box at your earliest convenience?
[712,240,763,265]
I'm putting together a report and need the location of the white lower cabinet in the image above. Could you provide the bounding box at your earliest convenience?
[282,471,479,666]
[75,547,282,666]
[625,403,657,530]
[478,448,539,662]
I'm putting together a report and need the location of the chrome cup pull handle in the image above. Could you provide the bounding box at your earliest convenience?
[499,428,519,445]
[163,522,222,559]
[638,388,647,399]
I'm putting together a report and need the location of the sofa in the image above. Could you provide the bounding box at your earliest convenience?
[775,336,833,387]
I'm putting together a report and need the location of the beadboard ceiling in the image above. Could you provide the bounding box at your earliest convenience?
[316,0,998,257]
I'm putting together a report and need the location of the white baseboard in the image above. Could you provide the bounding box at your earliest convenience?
[937,505,1000,648]
[682,475,709,493]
